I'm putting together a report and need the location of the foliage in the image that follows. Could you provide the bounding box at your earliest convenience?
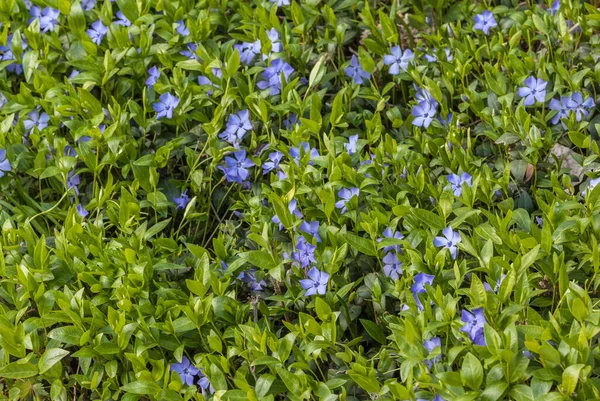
[0,0,599,400]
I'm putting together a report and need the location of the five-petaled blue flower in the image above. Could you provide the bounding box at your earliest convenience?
[175,20,189,36]
[344,55,371,85]
[411,272,434,311]
[383,252,402,280]
[567,92,594,121]
[423,337,442,368]
[23,108,49,133]
[87,20,107,45]
[293,236,317,267]
[473,10,498,35]
[114,11,131,27]
[170,356,199,386]
[263,151,284,175]
[378,228,404,253]
[174,189,190,210]
[434,226,461,260]
[146,66,160,87]
[335,187,359,214]
[238,268,267,291]
[0,34,28,74]
[550,0,560,15]
[345,134,358,155]
[518,77,547,106]
[412,100,437,128]
[0,149,11,178]
[290,142,319,165]
[180,43,198,60]
[197,371,214,396]
[460,308,486,346]
[235,40,261,65]
[30,6,60,33]
[219,150,255,183]
[266,28,282,53]
[283,113,299,130]
[67,170,80,194]
[549,96,570,125]
[257,58,294,96]
[220,109,252,147]
[76,204,89,218]
[447,172,473,197]
[153,93,180,119]
[383,46,414,75]
[81,0,96,11]
[300,267,329,296]
[300,220,321,243]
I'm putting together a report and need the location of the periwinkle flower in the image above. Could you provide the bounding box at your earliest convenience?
[417,396,445,401]
[235,40,261,65]
[473,10,498,35]
[257,58,294,96]
[0,34,28,74]
[344,55,371,85]
[263,151,284,175]
[67,170,80,194]
[383,46,414,75]
[483,274,506,293]
[550,0,560,15]
[383,252,402,280]
[548,96,570,125]
[270,0,291,5]
[437,113,453,127]
[378,228,404,253]
[23,108,49,133]
[283,113,299,130]
[583,177,600,196]
[290,142,319,165]
[219,109,252,147]
[293,236,317,267]
[31,7,60,33]
[64,146,77,157]
[300,220,321,242]
[170,357,199,386]
[266,28,282,53]
[423,337,442,367]
[146,66,160,87]
[412,101,436,128]
[81,0,96,10]
[114,11,131,27]
[412,272,434,311]
[212,67,223,78]
[219,150,255,184]
[238,268,266,291]
[76,204,89,218]
[197,372,214,396]
[335,187,359,214]
[174,189,190,210]
[87,20,107,45]
[153,93,180,119]
[460,308,486,346]
[567,92,594,121]
[447,172,473,197]
[197,76,214,96]
[0,149,11,178]
[175,20,189,36]
[180,43,198,60]
[0,93,6,109]
[345,134,358,155]
[299,267,329,296]
[518,77,547,106]
[433,226,461,260]
[68,70,80,80]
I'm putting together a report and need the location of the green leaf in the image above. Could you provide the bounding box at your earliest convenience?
[309,55,326,88]
[48,326,84,346]
[344,233,377,256]
[0,362,38,379]
[562,364,584,395]
[255,374,275,398]
[315,297,332,321]
[241,250,276,270]
[359,319,386,345]
[121,380,161,395]
[39,348,69,374]
[413,208,445,231]
[461,352,483,390]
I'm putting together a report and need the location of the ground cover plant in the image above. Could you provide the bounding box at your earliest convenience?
[0,0,600,399]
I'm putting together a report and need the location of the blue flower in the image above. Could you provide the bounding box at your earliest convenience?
[549,96,570,126]
[175,20,189,36]
[238,269,266,291]
[383,252,402,280]
[483,274,506,293]
[412,101,436,128]
[415,85,439,108]
[219,150,255,183]
[378,228,404,253]
[212,67,223,78]
[433,226,461,259]
[235,40,261,65]
[76,204,89,218]
[67,170,80,195]
[197,372,214,396]
[582,177,600,196]
[146,66,160,87]
[417,396,445,401]
[153,93,180,119]
[411,272,434,311]
[283,113,299,130]
[344,55,371,85]
[518,77,547,106]
[219,109,252,147]
[87,20,107,45]
[335,187,359,214]
[81,0,96,11]
[68,70,80,80]
[299,267,329,296]
[345,134,358,155]
[174,189,190,210]
[567,92,594,121]
[460,308,486,346]
[0,34,28,74]
[300,220,321,243]
[263,151,283,175]
[197,76,215,96]
[447,172,472,196]
[290,142,319,165]
[272,198,302,229]
[170,357,199,386]
[266,28,282,53]
[257,58,294,96]
[423,337,442,368]
[23,108,49,133]
[180,43,198,60]
[383,46,413,75]
[0,149,11,178]
[550,0,560,15]
[114,11,131,27]
[270,0,290,5]
[473,10,497,35]
[293,236,317,267]
[437,113,453,127]
[30,7,60,33]
[0,93,6,110]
